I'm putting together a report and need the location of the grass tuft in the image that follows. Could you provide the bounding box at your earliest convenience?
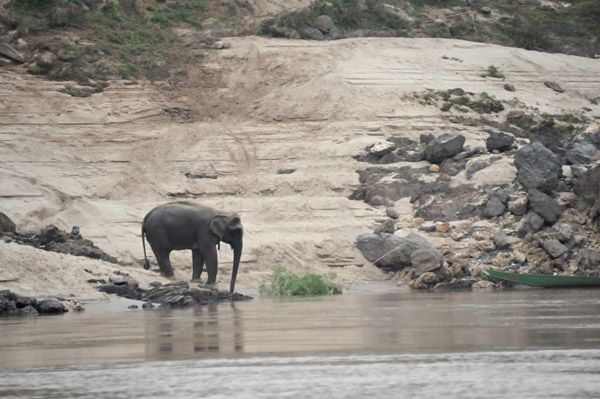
[259,267,342,297]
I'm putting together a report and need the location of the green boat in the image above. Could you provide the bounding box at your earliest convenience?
[482,270,600,288]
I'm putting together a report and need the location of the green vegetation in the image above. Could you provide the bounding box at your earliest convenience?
[259,267,343,297]
[3,0,598,84]
[260,0,409,39]
[481,65,505,80]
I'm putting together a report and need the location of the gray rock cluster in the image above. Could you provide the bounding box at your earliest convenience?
[0,290,83,317]
[353,123,600,289]
[0,214,118,264]
[97,279,252,308]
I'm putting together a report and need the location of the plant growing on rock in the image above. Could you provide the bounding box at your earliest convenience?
[259,267,342,297]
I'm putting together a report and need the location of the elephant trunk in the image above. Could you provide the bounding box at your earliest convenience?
[230,239,242,294]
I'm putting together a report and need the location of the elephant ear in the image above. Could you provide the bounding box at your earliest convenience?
[210,214,229,240]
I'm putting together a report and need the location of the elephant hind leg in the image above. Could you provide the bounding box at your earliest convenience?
[192,249,205,281]
[150,243,174,277]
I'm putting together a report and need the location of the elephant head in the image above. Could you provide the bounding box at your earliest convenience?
[210,214,244,293]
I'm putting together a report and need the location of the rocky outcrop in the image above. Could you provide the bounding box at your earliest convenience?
[97,279,252,307]
[424,133,466,164]
[355,232,435,270]
[0,290,83,317]
[0,43,26,63]
[0,214,118,263]
[514,142,562,193]
[351,120,600,290]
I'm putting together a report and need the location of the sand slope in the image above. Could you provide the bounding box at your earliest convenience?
[1,37,599,298]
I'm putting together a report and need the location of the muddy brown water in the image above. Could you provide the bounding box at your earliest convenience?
[1,287,600,398]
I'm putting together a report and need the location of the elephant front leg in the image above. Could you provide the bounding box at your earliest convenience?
[204,245,219,286]
[192,249,205,282]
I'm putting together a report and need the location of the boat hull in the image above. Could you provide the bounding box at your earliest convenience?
[482,270,600,288]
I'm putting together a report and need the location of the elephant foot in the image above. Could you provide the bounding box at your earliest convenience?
[198,282,218,291]
[191,278,203,284]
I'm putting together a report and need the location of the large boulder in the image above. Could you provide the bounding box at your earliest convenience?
[566,142,600,165]
[356,232,432,270]
[424,133,466,164]
[570,248,600,274]
[541,239,568,258]
[574,165,600,201]
[0,43,26,63]
[411,248,444,276]
[486,131,515,152]
[315,15,334,33]
[514,142,562,193]
[36,299,67,314]
[528,189,562,224]
[0,212,16,233]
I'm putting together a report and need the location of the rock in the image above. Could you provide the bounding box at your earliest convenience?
[420,133,435,145]
[37,299,67,314]
[149,281,162,287]
[491,252,514,267]
[514,142,562,193]
[566,142,600,165]
[356,232,432,270]
[408,272,439,289]
[0,43,26,63]
[411,248,444,276]
[128,305,139,309]
[472,280,496,289]
[521,211,545,234]
[0,212,16,233]
[555,223,573,243]
[185,170,219,179]
[380,210,397,224]
[486,131,515,152]
[541,239,568,258]
[315,15,334,34]
[570,248,600,273]
[277,168,296,175]
[504,83,516,92]
[485,197,506,218]
[571,165,586,178]
[301,27,325,40]
[574,165,600,201]
[13,293,37,308]
[466,160,488,179]
[429,164,440,173]
[508,195,528,216]
[374,219,395,234]
[109,275,130,286]
[454,145,484,161]
[142,302,154,309]
[368,141,396,156]
[544,80,564,92]
[15,305,39,317]
[436,222,450,233]
[492,231,510,249]
[507,110,525,120]
[424,133,466,164]
[27,51,58,75]
[404,150,424,162]
[528,189,562,224]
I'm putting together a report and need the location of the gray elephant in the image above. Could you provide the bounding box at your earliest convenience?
[141,201,243,293]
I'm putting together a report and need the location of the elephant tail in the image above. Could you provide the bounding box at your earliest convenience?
[142,224,150,270]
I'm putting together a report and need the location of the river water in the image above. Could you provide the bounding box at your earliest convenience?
[1,287,600,398]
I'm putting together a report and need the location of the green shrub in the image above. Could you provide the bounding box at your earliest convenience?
[151,9,166,23]
[482,65,505,79]
[259,267,342,297]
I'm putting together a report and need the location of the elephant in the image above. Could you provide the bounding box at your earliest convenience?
[141,201,243,293]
